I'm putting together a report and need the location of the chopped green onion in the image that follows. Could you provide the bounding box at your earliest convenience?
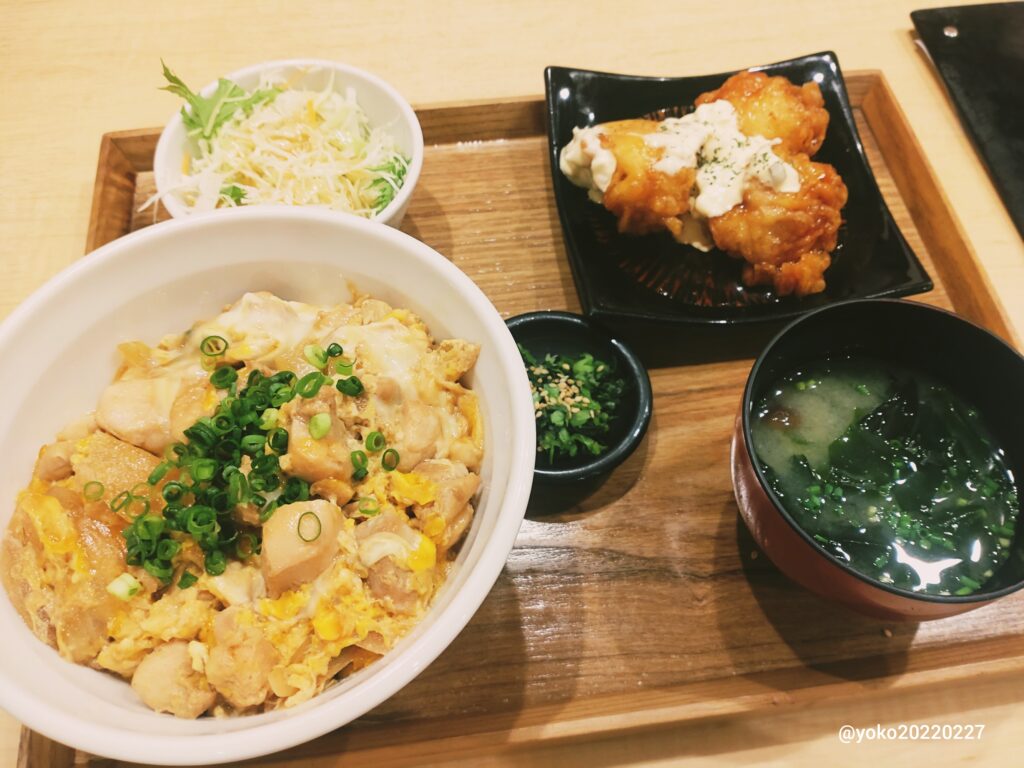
[297,511,322,542]
[126,497,151,521]
[204,549,227,576]
[191,458,217,482]
[156,538,181,560]
[240,434,267,454]
[236,533,259,559]
[326,342,343,357]
[227,471,249,506]
[334,356,354,375]
[351,450,368,470]
[162,481,188,503]
[213,413,234,433]
[296,371,326,398]
[210,365,238,389]
[268,427,289,453]
[110,490,132,512]
[143,559,173,582]
[106,572,142,601]
[258,408,280,430]
[178,571,198,589]
[304,344,329,370]
[270,370,297,386]
[365,431,386,453]
[82,481,105,501]
[252,453,279,475]
[147,461,173,485]
[270,385,295,407]
[309,413,332,440]
[357,497,380,516]
[186,506,218,536]
[336,376,364,396]
[130,481,153,497]
[259,500,279,523]
[282,476,310,503]
[352,467,369,481]
[382,448,400,471]
[200,335,228,357]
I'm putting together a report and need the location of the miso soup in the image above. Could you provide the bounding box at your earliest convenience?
[750,357,1019,596]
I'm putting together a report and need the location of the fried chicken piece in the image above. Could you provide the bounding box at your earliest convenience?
[594,120,696,236]
[708,153,848,296]
[696,71,829,158]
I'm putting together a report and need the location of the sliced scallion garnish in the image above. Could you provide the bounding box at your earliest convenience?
[365,431,386,452]
[210,365,238,389]
[336,375,364,396]
[304,344,328,370]
[297,510,322,542]
[82,481,105,501]
[200,335,228,357]
[309,412,332,440]
[106,572,142,601]
[296,371,326,398]
[382,448,400,472]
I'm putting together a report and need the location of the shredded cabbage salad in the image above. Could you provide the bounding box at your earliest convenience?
[156,64,410,217]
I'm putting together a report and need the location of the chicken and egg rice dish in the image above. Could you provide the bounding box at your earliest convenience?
[1,291,484,717]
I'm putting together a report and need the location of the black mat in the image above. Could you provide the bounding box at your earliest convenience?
[913,3,1024,240]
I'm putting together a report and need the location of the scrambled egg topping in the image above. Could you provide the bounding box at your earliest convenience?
[0,291,483,717]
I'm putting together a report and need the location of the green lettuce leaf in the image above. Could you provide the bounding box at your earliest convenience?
[160,61,278,141]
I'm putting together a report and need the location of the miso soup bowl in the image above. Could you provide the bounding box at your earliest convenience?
[731,299,1024,621]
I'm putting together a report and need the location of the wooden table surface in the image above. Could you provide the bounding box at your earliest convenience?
[1,1,1021,766]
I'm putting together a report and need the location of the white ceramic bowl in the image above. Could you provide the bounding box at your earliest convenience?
[0,208,534,764]
[153,59,424,227]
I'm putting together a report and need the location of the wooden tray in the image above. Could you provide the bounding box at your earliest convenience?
[23,71,1021,768]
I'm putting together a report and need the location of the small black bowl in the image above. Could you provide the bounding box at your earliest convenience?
[506,311,652,484]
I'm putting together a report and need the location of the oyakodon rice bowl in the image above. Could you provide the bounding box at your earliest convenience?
[0,208,534,765]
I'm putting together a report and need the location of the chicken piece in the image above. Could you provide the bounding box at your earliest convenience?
[435,339,480,381]
[708,152,848,296]
[282,389,354,482]
[69,431,160,508]
[205,607,278,709]
[2,482,128,663]
[355,511,434,614]
[33,440,76,482]
[205,562,266,607]
[595,119,697,236]
[412,460,480,550]
[389,400,441,472]
[309,477,355,507]
[261,500,343,597]
[1,504,56,647]
[54,504,129,662]
[195,291,319,366]
[695,70,829,158]
[96,375,182,455]
[168,371,221,443]
[131,641,216,718]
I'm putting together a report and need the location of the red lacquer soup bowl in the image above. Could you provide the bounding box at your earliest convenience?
[731,299,1024,621]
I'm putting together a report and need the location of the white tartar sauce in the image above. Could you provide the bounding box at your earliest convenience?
[558,126,616,203]
[558,100,800,226]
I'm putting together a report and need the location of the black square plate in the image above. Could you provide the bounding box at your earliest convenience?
[544,51,932,328]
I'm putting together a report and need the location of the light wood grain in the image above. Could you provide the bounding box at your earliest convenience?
[21,73,1023,768]
[3,1,1024,766]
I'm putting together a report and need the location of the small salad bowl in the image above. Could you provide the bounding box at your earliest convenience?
[506,311,652,484]
[153,58,423,226]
